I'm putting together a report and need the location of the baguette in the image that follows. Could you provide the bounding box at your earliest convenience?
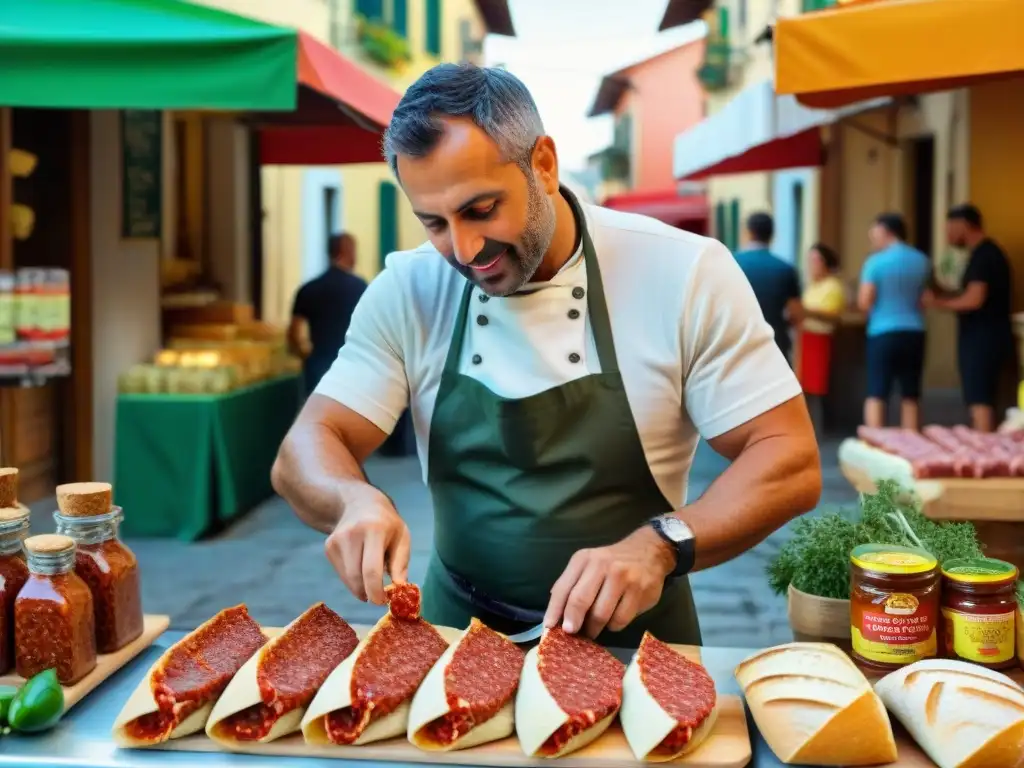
[734,642,896,765]
[874,658,1024,768]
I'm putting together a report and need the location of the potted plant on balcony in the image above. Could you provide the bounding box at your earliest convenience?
[356,15,411,71]
[767,480,984,649]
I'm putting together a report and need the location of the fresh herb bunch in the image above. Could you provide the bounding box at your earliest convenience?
[767,480,984,600]
[1017,580,1024,612]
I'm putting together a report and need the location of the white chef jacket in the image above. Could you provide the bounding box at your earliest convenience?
[314,202,802,509]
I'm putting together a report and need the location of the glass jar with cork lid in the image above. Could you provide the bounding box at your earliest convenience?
[15,533,97,684]
[0,466,29,675]
[54,482,143,653]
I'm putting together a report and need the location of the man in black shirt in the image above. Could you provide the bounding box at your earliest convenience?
[289,232,368,396]
[926,204,1013,432]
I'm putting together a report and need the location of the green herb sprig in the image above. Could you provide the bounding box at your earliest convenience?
[767,480,984,600]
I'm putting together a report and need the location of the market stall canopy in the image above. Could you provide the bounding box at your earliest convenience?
[672,78,888,180]
[602,189,707,228]
[253,31,401,165]
[0,0,299,110]
[774,0,1024,109]
[657,0,714,31]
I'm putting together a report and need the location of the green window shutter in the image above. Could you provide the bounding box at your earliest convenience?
[425,0,442,56]
[391,0,408,37]
[718,6,730,40]
[729,199,741,252]
[378,181,398,270]
[357,0,384,21]
[715,202,727,245]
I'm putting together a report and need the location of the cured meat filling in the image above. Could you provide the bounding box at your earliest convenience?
[217,604,358,741]
[637,633,716,756]
[124,606,266,742]
[384,582,421,620]
[324,584,447,744]
[421,619,524,746]
[537,628,624,755]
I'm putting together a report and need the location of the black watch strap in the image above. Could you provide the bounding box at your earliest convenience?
[650,516,695,578]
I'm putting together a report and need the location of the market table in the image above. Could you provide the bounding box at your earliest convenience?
[0,630,785,768]
[113,374,303,541]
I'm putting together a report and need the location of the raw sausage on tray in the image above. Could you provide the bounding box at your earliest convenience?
[112,605,267,746]
[620,631,719,762]
[407,617,524,751]
[205,602,358,745]
[301,583,450,746]
[515,626,625,758]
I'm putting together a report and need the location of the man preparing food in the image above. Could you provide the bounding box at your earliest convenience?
[272,63,821,648]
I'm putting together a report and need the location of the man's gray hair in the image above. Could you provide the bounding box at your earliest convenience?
[383,63,545,176]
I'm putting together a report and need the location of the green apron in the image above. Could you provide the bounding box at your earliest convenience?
[422,187,701,649]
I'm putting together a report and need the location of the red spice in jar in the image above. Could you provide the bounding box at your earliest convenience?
[56,506,143,653]
[0,507,30,675]
[15,534,97,685]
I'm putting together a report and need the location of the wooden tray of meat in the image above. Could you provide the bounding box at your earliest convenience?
[839,425,1024,522]
[0,614,170,712]
[111,585,751,767]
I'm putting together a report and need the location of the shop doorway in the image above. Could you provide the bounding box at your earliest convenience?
[908,136,935,257]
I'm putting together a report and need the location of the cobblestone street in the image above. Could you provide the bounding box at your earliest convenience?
[22,437,859,649]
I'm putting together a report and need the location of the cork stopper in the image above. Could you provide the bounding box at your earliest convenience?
[24,533,74,555]
[0,503,29,523]
[0,467,18,508]
[56,482,112,518]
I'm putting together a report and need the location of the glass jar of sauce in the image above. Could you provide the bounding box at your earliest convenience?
[55,506,143,653]
[940,557,1018,670]
[15,534,97,684]
[850,543,940,672]
[0,505,30,675]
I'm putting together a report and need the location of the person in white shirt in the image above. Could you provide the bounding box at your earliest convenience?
[272,63,821,647]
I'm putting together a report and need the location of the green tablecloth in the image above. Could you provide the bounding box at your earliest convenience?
[113,374,302,540]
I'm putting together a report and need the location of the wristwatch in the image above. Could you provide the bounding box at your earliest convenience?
[648,515,696,578]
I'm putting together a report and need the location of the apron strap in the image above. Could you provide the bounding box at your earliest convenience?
[440,186,621,377]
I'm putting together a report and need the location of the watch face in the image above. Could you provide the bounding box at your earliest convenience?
[659,516,691,542]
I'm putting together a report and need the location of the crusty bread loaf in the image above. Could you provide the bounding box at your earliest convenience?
[874,658,1024,768]
[734,642,897,765]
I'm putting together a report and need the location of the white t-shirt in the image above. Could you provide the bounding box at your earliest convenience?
[315,202,801,509]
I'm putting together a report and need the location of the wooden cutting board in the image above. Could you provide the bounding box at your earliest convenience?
[1,613,169,711]
[143,626,752,767]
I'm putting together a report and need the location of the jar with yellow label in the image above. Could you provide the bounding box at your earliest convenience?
[940,557,1018,670]
[850,543,940,672]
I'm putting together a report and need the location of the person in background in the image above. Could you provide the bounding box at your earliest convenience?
[858,212,932,430]
[925,204,1013,432]
[796,243,846,429]
[733,212,803,363]
[288,232,368,396]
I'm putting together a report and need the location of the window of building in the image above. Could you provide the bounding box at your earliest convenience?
[378,181,398,270]
[425,0,443,56]
[323,186,339,260]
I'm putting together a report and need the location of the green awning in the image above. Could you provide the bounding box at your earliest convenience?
[0,0,299,110]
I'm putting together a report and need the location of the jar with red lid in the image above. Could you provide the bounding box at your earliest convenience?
[55,505,143,653]
[940,557,1019,670]
[15,533,96,684]
[0,505,30,674]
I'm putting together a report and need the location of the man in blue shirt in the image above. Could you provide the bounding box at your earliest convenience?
[733,212,803,363]
[288,233,368,396]
[857,213,932,430]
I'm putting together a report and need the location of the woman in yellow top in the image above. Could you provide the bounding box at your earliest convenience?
[797,243,846,399]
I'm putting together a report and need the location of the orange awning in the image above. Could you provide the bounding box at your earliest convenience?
[775,0,1024,109]
[254,32,402,165]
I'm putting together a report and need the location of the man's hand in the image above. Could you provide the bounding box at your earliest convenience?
[325,486,411,605]
[921,288,936,309]
[543,526,676,639]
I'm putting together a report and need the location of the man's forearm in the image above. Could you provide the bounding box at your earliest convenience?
[675,436,821,572]
[271,421,377,534]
